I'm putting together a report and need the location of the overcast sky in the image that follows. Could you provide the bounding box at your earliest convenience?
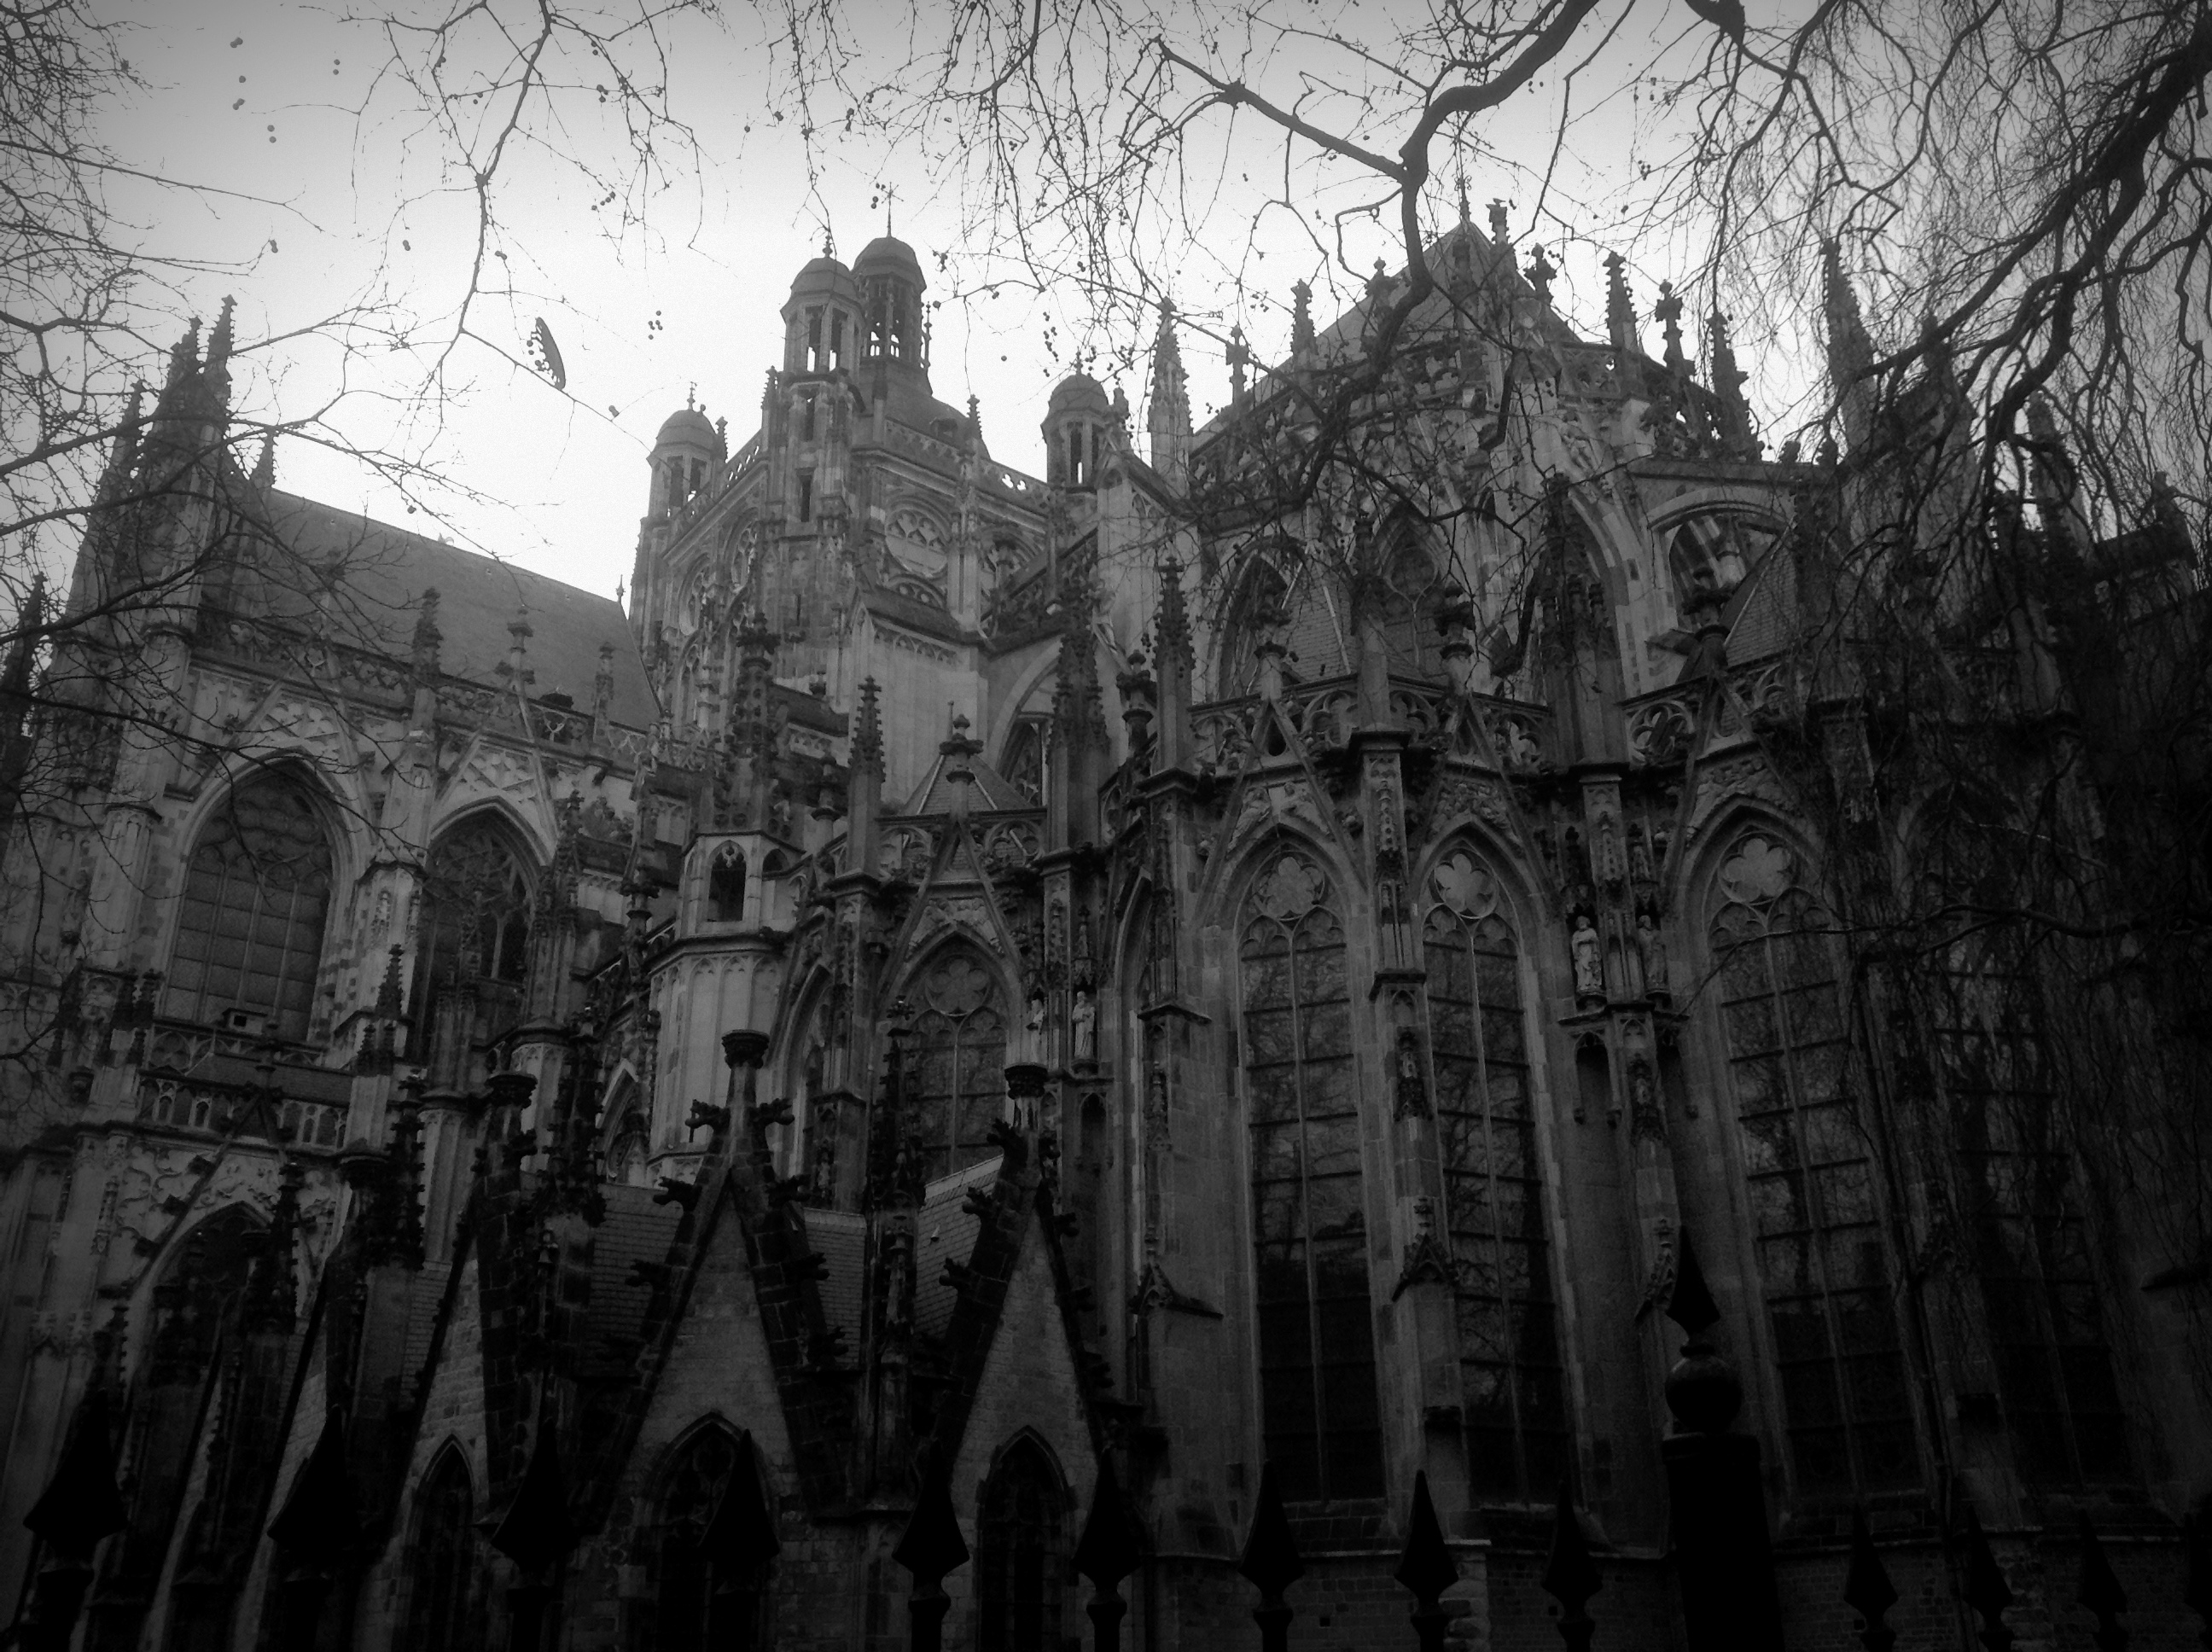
[90,1,1787,604]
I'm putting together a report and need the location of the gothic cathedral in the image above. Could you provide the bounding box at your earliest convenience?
[0,218,2204,1652]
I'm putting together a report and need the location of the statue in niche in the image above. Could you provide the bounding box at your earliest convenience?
[1021,986,1048,1064]
[1570,913,1604,1001]
[809,1127,837,1203]
[1627,823,1656,886]
[1393,1024,1429,1118]
[1627,1058,1665,1141]
[1637,911,1671,1001]
[1071,989,1098,1064]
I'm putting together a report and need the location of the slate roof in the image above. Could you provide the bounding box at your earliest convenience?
[911,1155,1002,1340]
[590,1183,684,1354]
[236,491,661,729]
[800,1207,868,1352]
[897,748,1032,816]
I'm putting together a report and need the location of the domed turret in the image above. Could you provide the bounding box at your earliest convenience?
[783,248,861,378]
[1045,372,1114,489]
[649,398,720,519]
[853,235,929,384]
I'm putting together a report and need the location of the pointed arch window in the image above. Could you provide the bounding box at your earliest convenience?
[415,817,535,1045]
[1934,951,2129,1486]
[908,946,1008,1184]
[1220,554,1291,698]
[1422,847,1567,1503]
[709,844,748,923]
[653,1427,776,1652]
[406,1448,475,1652]
[1239,852,1382,1501]
[976,1437,1068,1652]
[1708,831,1918,1497]
[1374,526,1444,678]
[164,773,335,1042]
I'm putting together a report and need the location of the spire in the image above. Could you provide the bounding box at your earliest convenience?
[1147,299,1190,483]
[967,393,982,445]
[1289,281,1315,353]
[1226,326,1249,411]
[1708,306,1755,455]
[162,317,201,398]
[250,432,275,490]
[1604,253,1637,356]
[1456,174,1471,230]
[1154,557,1192,772]
[1822,237,1877,446]
[95,383,145,507]
[1156,556,1192,677]
[207,296,236,373]
[853,676,883,778]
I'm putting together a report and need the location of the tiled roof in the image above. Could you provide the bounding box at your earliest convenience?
[911,1155,1001,1341]
[247,492,661,729]
[1726,541,1797,665]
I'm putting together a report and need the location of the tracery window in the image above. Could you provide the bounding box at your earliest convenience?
[1239,852,1382,1501]
[164,774,335,1042]
[650,1424,738,1652]
[1422,848,1567,1503]
[1375,529,1443,678]
[907,946,1008,1184]
[975,1437,1067,1652]
[415,817,535,1045]
[1220,556,1292,698]
[406,1447,474,1652]
[1934,958,2129,1486]
[1708,832,1918,1498]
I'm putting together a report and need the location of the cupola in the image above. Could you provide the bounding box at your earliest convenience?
[782,247,862,379]
[853,235,929,386]
[1044,373,1112,490]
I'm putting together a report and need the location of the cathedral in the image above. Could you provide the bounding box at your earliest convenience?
[0,210,2205,1652]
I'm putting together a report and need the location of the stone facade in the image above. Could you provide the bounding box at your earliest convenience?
[0,223,2205,1652]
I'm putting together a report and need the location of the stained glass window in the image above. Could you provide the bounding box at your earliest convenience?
[415,817,535,1044]
[1936,959,2130,1486]
[976,1438,1066,1652]
[908,945,1008,1184]
[407,1448,474,1652]
[1422,847,1567,1503]
[655,1428,738,1652]
[1239,852,1382,1501]
[1708,832,1918,1497]
[164,774,334,1041]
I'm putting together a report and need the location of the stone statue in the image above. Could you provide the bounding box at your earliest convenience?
[1637,912,1670,999]
[1023,986,1048,1063]
[1071,989,1098,1063]
[1571,913,1604,1000]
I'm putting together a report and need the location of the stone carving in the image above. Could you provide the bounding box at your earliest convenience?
[1252,854,1326,922]
[1718,834,1795,906]
[1637,911,1671,1000]
[1570,913,1604,1001]
[1071,989,1097,1064]
[1432,851,1499,919]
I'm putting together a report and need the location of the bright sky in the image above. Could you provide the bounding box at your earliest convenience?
[89,1,1798,603]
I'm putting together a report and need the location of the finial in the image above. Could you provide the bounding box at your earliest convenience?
[1488,198,1511,245]
[1456,173,1471,228]
[1654,281,1686,373]
[1527,247,1556,305]
[823,228,835,258]
[967,392,981,443]
[686,381,696,410]
[1290,280,1315,352]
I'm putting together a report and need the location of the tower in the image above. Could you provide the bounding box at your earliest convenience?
[853,235,930,397]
